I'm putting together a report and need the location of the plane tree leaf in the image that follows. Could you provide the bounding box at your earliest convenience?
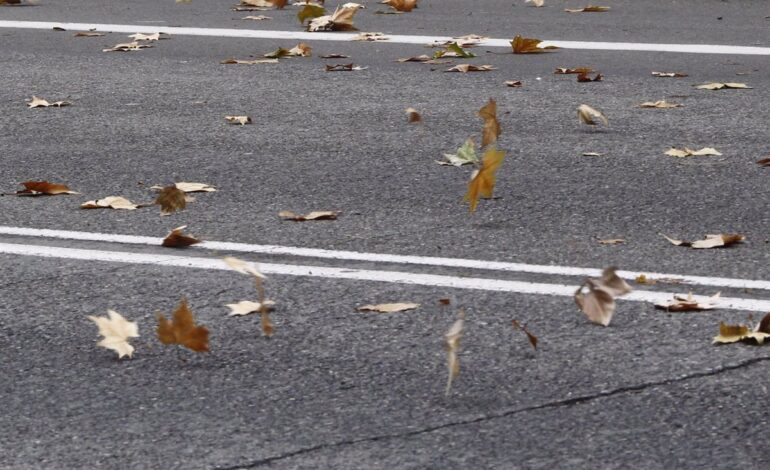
[157,298,210,352]
[464,147,505,212]
[162,225,201,248]
[88,310,139,359]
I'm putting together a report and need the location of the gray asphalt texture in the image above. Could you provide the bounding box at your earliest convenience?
[1,0,770,469]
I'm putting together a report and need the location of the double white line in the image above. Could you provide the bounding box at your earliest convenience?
[1,226,768,311]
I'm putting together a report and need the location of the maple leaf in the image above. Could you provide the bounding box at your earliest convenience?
[155,185,186,215]
[510,35,558,54]
[88,310,139,359]
[162,225,201,248]
[577,104,608,127]
[13,181,77,196]
[381,0,418,12]
[464,147,505,213]
[226,300,276,316]
[661,233,745,249]
[27,96,71,108]
[444,64,495,73]
[639,100,682,108]
[278,210,339,221]
[357,303,420,313]
[478,98,501,148]
[157,298,210,352]
[81,196,139,210]
[664,147,721,158]
[438,138,478,166]
[444,311,465,396]
[655,292,720,312]
[574,267,631,326]
[512,320,538,350]
[695,82,750,90]
[405,107,421,122]
[308,5,358,31]
[225,115,253,125]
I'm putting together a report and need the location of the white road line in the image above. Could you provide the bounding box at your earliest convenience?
[1,226,768,291]
[1,242,768,312]
[1,20,769,56]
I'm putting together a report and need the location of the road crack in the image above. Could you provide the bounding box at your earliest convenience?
[216,355,770,469]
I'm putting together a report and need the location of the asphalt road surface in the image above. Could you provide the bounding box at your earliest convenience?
[1,1,770,469]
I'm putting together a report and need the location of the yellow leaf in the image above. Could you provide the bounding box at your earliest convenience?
[478,98,501,148]
[464,147,505,212]
[510,35,558,54]
[664,147,721,157]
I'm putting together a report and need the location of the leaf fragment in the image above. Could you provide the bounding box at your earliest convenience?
[308,5,358,32]
[664,147,721,157]
[655,292,720,312]
[574,267,631,326]
[81,196,139,210]
[325,63,366,71]
[155,185,187,215]
[438,138,478,166]
[565,5,610,12]
[651,71,687,77]
[639,100,682,108]
[577,104,608,126]
[381,0,418,12]
[15,181,77,196]
[278,210,339,221]
[352,32,389,41]
[221,58,279,64]
[226,300,276,316]
[478,98,501,148]
[464,147,505,212]
[444,311,464,396]
[511,320,538,349]
[27,96,71,108]
[357,303,420,313]
[511,35,558,54]
[661,233,745,249]
[88,310,139,359]
[576,71,603,82]
[74,31,105,37]
[695,82,750,90]
[156,298,210,352]
[405,107,421,122]
[162,225,201,248]
[444,64,495,73]
[225,115,253,125]
[103,41,152,52]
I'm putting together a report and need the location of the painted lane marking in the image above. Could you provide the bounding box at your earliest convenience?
[0,242,767,311]
[0,20,769,55]
[0,226,768,291]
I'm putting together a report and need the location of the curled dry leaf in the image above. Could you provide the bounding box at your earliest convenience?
[381,0,418,12]
[465,147,505,213]
[635,274,687,285]
[565,5,610,13]
[325,63,366,71]
[598,238,625,245]
[81,196,139,210]
[297,3,326,24]
[505,80,523,88]
[577,104,608,127]
[128,32,169,41]
[321,53,349,59]
[27,96,71,108]
[433,42,476,59]
[577,71,603,82]
[574,267,631,326]
[358,303,420,313]
[14,181,77,196]
[103,41,151,52]
[639,100,682,108]
[664,147,721,157]
[452,34,489,47]
[661,233,745,249]
[278,210,339,221]
[655,292,720,312]
[695,82,750,90]
[582,152,604,157]
[221,58,279,64]
[174,182,216,193]
[444,311,464,396]
[0,0,22,4]
[242,15,271,20]
[308,5,358,32]
[555,67,594,74]
[438,138,478,166]
[226,300,276,316]
[162,225,201,248]
[225,115,252,125]
[445,64,495,73]
[288,43,312,56]
[155,185,186,215]
[74,31,105,37]
[224,256,266,279]
[89,310,140,359]
[478,98,501,148]
[511,320,538,350]
[713,313,770,345]
[405,107,421,122]
[156,298,210,353]
[756,158,770,167]
[526,0,545,7]
[511,35,558,54]
[342,2,366,9]
[352,32,389,41]
[224,256,273,336]
[652,71,687,77]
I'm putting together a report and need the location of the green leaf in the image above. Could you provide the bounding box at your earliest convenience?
[438,138,479,166]
[297,4,326,24]
[264,47,290,59]
[446,42,476,58]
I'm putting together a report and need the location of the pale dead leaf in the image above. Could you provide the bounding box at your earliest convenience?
[242,15,271,20]
[352,32,389,41]
[221,58,279,64]
[655,292,720,312]
[27,96,71,108]
[577,104,608,126]
[287,42,312,56]
[639,100,682,108]
[525,0,544,7]
[664,147,721,157]
[128,32,169,41]
[651,71,688,77]
[695,82,750,90]
[174,182,216,193]
[226,300,276,316]
[224,256,266,279]
[278,210,339,221]
[598,238,625,245]
[308,5,358,32]
[81,196,139,210]
[505,80,523,87]
[445,64,495,73]
[225,115,252,125]
[574,267,631,326]
[88,310,139,359]
[103,41,151,52]
[325,63,366,71]
[381,0,418,12]
[357,302,420,313]
[444,311,464,396]
[660,233,745,249]
[73,31,105,37]
[437,138,478,166]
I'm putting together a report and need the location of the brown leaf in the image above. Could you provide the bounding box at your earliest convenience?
[287,42,312,56]
[464,147,505,213]
[661,233,745,249]
[444,311,464,396]
[510,35,558,54]
[505,80,523,88]
[713,320,770,345]
[27,96,72,108]
[15,181,77,196]
[0,0,22,4]
[405,107,421,122]
[357,302,420,313]
[478,98,501,148]
[574,267,631,326]
[651,71,688,77]
[598,238,625,245]
[444,64,495,73]
[162,225,201,248]
[74,31,105,37]
[512,320,538,350]
[278,210,338,221]
[308,5,358,31]
[756,157,770,166]
[381,0,417,12]
[757,313,770,334]
[156,298,210,352]
[155,186,186,215]
[321,53,350,59]
[577,71,603,82]
[655,292,720,312]
[555,67,594,74]
[565,5,610,12]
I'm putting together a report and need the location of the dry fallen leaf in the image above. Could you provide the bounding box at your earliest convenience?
[381,0,417,12]
[103,41,151,52]
[598,238,625,245]
[577,104,608,127]
[155,185,186,215]
[325,63,366,71]
[81,196,139,210]
[224,256,273,337]
[0,0,22,4]
[398,55,432,63]
[635,274,687,285]
[297,3,326,24]
[445,311,464,396]
[574,267,631,326]
[352,32,389,41]
[73,31,105,37]
[225,115,253,125]
[510,35,558,54]
[14,181,78,196]
[661,233,745,249]
[278,210,339,221]
[308,5,358,31]
[655,292,720,312]
[242,15,271,20]
[664,147,721,157]
[555,67,594,74]
[465,147,505,212]
[226,300,276,316]
[511,319,538,350]
[577,71,603,82]
[445,64,495,73]
[695,82,750,90]
[357,303,420,313]
[582,152,604,157]
[639,100,682,108]
[162,225,201,248]
[174,182,216,193]
[128,32,168,41]
[433,42,476,59]
[405,107,421,122]
[565,5,610,13]
[221,58,279,64]
[438,138,478,166]
[526,0,544,7]
[452,34,489,47]
[651,71,688,77]
[478,98,501,148]
[88,310,139,359]
[27,96,71,108]
[756,157,770,167]
[505,80,523,88]
[713,313,770,345]
[157,298,210,352]
[224,256,266,278]
[321,53,350,59]
[288,42,312,56]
